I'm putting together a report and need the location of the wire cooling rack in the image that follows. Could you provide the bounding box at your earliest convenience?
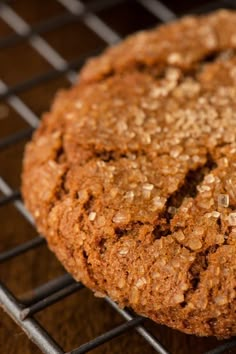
[1,1,236,353]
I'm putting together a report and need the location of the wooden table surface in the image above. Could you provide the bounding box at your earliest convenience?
[0,1,235,353]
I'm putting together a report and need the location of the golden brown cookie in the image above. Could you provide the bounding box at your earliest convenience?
[22,10,236,337]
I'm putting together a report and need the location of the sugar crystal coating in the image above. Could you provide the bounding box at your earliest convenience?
[112,211,130,224]
[88,211,96,221]
[228,213,236,226]
[218,194,229,208]
[211,211,220,218]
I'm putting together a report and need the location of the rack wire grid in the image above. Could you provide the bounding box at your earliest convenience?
[1,0,236,353]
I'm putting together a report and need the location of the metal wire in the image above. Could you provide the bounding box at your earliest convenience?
[0,283,64,354]
[0,127,33,149]
[57,0,121,45]
[204,340,236,354]
[0,80,40,128]
[0,3,77,83]
[0,190,21,206]
[0,236,45,263]
[20,282,84,320]
[137,0,177,22]
[20,274,75,306]
[67,317,145,354]
[1,1,236,353]
[105,297,170,354]
[0,48,102,100]
[0,0,124,50]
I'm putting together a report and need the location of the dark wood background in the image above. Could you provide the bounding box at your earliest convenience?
[0,0,235,353]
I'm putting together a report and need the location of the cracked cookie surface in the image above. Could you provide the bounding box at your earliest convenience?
[22,10,236,337]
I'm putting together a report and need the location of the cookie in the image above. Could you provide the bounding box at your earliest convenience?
[22,10,236,337]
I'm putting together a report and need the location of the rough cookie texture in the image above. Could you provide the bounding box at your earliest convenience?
[22,10,236,337]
